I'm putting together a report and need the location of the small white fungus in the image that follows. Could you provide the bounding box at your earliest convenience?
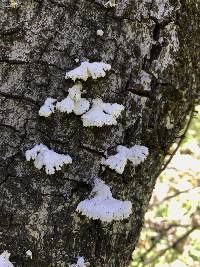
[25,144,72,174]
[26,250,32,259]
[65,61,111,81]
[81,98,124,127]
[70,256,90,267]
[96,29,104,36]
[39,98,57,117]
[76,178,132,222]
[104,0,116,8]
[56,83,90,115]
[102,145,149,174]
[0,251,14,267]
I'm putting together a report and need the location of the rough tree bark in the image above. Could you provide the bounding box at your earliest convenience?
[0,0,199,266]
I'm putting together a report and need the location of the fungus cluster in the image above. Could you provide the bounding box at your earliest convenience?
[26,61,149,224]
[39,65,124,127]
[39,83,90,117]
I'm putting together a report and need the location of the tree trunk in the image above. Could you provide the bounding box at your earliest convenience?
[0,0,199,266]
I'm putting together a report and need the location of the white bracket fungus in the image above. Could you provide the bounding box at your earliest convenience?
[102,145,149,174]
[70,257,90,267]
[25,144,72,174]
[38,93,123,128]
[76,178,132,222]
[104,0,116,8]
[39,98,57,117]
[96,29,104,36]
[0,251,14,267]
[26,250,32,259]
[56,83,90,115]
[65,61,111,81]
[38,83,90,117]
[81,98,124,127]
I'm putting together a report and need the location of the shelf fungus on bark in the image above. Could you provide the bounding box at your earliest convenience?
[102,145,149,174]
[39,97,57,117]
[0,251,14,267]
[96,29,104,36]
[39,83,90,117]
[56,83,90,115]
[69,256,90,267]
[65,61,111,81]
[76,178,132,222]
[104,0,116,8]
[26,250,32,259]
[25,144,72,175]
[81,98,124,127]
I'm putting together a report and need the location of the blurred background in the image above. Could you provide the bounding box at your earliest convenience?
[131,106,200,267]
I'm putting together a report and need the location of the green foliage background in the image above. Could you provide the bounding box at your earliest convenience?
[131,106,200,267]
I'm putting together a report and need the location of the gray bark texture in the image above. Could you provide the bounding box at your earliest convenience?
[0,0,199,266]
